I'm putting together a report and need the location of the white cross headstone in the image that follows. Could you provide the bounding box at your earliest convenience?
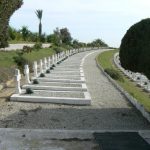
[33,61,38,78]
[40,59,43,73]
[43,57,47,71]
[24,65,31,84]
[52,55,55,65]
[15,69,21,94]
[48,57,51,68]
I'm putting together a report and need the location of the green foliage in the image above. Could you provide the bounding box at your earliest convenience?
[26,88,34,94]
[104,68,124,82]
[50,66,54,70]
[0,0,23,48]
[13,52,28,72]
[40,73,45,77]
[72,40,86,48]
[33,79,39,84]
[47,27,72,46]
[52,46,65,54]
[120,18,150,79]
[40,33,46,43]
[52,64,56,67]
[46,70,50,73]
[60,28,72,45]
[33,42,42,50]
[21,26,30,41]
[22,46,32,53]
[87,39,108,47]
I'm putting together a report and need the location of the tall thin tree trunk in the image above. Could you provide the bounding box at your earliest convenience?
[39,21,42,39]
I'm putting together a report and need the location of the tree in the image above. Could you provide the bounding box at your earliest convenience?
[120,18,150,79]
[0,0,23,48]
[60,28,72,45]
[8,26,16,40]
[88,39,108,47]
[35,9,43,40]
[20,26,30,41]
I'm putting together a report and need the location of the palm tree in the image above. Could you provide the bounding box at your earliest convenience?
[35,9,43,39]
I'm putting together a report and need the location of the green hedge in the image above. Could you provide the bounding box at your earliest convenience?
[0,0,23,48]
[120,18,150,79]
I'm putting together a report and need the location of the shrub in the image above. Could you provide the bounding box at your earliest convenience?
[13,52,28,72]
[22,46,32,53]
[52,46,65,54]
[57,61,61,64]
[40,73,45,77]
[104,68,124,82]
[33,42,42,50]
[26,88,34,94]
[46,70,50,73]
[33,79,39,84]
[52,64,56,67]
[50,67,54,70]
[120,18,150,79]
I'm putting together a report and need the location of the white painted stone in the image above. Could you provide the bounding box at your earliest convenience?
[48,57,51,68]
[40,59,43,73]
[15,69,22,94]
[22,84,87,92]
[33,61,38,78]
[43,57,48,71]
[11,93,91,105]
[24,65,31,84]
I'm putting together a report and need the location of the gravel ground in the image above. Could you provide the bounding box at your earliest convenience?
[0,50,150,130]
[49,72,80,76]
[36,82,82,87]
[22,91,85,98]
[45,75,80,80]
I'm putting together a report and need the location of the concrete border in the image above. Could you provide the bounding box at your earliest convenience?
[0,128,149,140]
[113,53,150,123]
[96,52,150,123]
[33,78,85,83]
[22,84,87,92]
[10,92,91,105]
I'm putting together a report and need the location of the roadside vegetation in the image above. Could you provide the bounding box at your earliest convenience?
[97,50,150,112]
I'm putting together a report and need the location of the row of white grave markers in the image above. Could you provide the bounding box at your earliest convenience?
[14,47,95,94]
[114,53,150,92]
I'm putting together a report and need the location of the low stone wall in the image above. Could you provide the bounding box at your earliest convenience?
[96,53,150,123]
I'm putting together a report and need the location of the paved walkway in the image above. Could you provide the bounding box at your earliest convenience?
[0,49,150,149]
[83,50,150,130]
[0,49,149,130]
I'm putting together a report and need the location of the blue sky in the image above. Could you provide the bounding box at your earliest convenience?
[10,0,150,47]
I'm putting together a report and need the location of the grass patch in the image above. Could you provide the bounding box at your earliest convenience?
[0,48,55,82]
[23,48,55,62]
[97,50,150,112]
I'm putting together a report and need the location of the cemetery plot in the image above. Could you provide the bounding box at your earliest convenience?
[22,90,85,98]
[11,91,91,105]
[36,82,82,87]
[22,84,87,92]
[34,78,85,83]
[10,48,92,105]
